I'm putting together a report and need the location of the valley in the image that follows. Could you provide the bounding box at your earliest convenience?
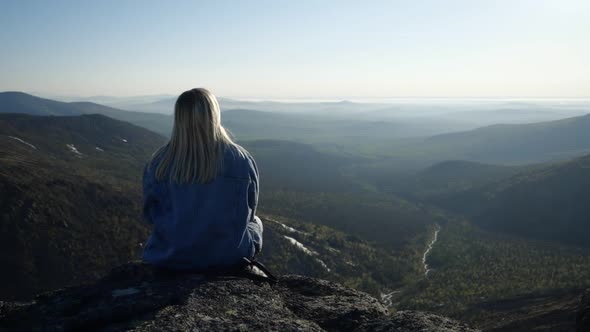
[1,93,589,331]
[3,3,589,330]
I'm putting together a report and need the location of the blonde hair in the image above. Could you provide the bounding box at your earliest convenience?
[152,88,236,183]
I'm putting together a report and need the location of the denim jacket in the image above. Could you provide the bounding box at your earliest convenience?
[141,143,262,270]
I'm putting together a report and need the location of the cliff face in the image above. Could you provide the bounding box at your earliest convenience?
[0,262,478,332]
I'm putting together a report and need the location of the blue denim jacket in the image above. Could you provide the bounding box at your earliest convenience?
[141,144,262,270]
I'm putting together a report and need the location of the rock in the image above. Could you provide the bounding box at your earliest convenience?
[578,290,590,332]
[357,311,478,332]
[0,262,478,332]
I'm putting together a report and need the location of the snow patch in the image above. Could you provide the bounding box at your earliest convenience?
[267,218,306,234]
[283,236,330,272]
[121,138,128,143]
[66,144,83,157]
[284,236,316,256]
[8,136,36,149]
[326,246,341,253]
[315,259,331,272]
[95,147,104,152]
[279,223,300,233]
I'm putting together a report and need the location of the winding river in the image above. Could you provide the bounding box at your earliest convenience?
[380,223,442,306]
[422,223,441,277]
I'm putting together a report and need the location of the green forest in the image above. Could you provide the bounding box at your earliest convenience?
[1,93,590,331]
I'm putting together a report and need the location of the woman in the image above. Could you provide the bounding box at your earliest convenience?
[142,88,263,271]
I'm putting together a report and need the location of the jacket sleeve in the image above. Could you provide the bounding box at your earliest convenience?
[142,164,156,225]
[248,216,263,255]
[246,153,263,253]
[247,153,259,220]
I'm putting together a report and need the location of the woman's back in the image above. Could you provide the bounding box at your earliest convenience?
[141,89,262,270]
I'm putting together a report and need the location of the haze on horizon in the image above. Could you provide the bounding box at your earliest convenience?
[1,0,589,99]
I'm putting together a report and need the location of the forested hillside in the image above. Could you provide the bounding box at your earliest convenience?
[0,92,173,136]
[415,113,590,164]
[0,113,432,301]
[2,96,590,331]
[388,160,524,198]
[397,221,590,330]
[426,154,590,248]
[0,114,165,299]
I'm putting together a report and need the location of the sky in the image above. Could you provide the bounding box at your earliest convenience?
[0,0,589,99]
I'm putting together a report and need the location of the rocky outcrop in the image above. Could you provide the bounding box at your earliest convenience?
[0,262,478,331]
[578,290,590,332]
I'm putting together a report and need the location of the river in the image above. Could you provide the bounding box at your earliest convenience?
[380,223,442,306]
[422,223,441,277]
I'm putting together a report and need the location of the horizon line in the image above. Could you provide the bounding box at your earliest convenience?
[9,90,590,103]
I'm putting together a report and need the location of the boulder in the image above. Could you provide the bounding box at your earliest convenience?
[0,262,478,331]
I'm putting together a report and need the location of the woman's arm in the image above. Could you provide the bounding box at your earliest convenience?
[248,216,263,255]
[246,153,263,254]
[247,154,259,220]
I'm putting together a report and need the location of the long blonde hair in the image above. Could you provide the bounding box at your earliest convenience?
[152,88,235,183]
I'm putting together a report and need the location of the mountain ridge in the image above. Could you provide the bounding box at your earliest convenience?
[418,113,590,164]
[427,153,590,248]
[0,91,173,136]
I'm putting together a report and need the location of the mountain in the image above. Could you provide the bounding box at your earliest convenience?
[119,96,175,114]
[436,108,578,126]
[2,109,590,330]
[0,113,167,180]
[0,92,467,144]
[0,113,165,153]
[243,139,357,192]
[0,113,426,300]
[0,262,478,332]
[417,113,590,164]
[223,109,472,147]
[0,92,173,136]
[113,96,392,114]
[390,160,524,198]
[0,91,85,116]
[64,94,175,112]
[428,153,590,248]
[365,100,589,120]
[0,113,169,300]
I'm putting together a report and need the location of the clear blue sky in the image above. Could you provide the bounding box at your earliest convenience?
[1,0,589,98]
